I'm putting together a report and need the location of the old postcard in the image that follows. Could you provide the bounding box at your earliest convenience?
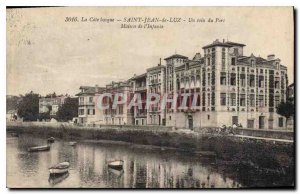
[6,6,294,189]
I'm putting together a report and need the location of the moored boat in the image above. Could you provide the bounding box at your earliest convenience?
[68,141,77,146]
[10,132,19,137]
[28,145,50,152]
[47,137,55,143]
[108,160,124,170]
[49,162,70,174]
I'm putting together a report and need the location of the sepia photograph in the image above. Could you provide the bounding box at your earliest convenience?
[6,6,295,189]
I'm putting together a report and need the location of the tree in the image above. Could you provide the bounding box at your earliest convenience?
[6,95,21,112]
[56,97,78,121]
[45,92,57,98]
[276,100,294,127]
[17,91,40,121]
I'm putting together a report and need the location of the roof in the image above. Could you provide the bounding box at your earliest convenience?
[76,86,105,96]
[226,41,246,47]
[79,86,94,90]
[7,110,17,114]
[202,42,233,49]
[202,40,246,49]
[164,54,188,60]
[288,83,294,87]
[147,64,165,72]
[130,73,147,80]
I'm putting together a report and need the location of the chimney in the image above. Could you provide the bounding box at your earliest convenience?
[160,58,161,65]
[95,84,99,93]
[267,54,275,61]
[223,39,225,43]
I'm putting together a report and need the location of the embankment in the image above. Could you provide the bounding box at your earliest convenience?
[7,122,295,187]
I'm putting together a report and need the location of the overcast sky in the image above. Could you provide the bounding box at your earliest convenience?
[7,7,294,96]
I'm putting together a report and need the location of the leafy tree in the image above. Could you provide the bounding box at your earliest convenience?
[45,92,57,98]
[276,100,294,127]
[38,112,50,121]
[6,95,21,112]
[17,91,40,121]
[56,97,78,121]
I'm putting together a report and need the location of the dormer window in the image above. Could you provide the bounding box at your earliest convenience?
[250,59,254,66]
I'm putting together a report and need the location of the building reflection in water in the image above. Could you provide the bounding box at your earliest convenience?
[7,134,241,188]
[75,142,240,188]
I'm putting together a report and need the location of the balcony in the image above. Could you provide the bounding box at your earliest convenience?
[135,86,147,92]
[79,101,95,106]
[136,112,147,118]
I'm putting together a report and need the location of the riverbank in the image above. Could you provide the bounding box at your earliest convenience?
[7,121,294,185]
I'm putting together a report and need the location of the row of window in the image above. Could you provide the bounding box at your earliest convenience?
[220,93,282,107]
[79,108,95,115]
[79,96,94,104]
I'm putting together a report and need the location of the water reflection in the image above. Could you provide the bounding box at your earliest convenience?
[49,172,70,185]
[7,133,241,188]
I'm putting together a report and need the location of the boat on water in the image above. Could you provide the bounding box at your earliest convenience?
[49,162,70,174]
[47,137,55,143]
[28,145,50,152]
[10,133,19,137]
[108,160,124,170]
[68,141,77,146]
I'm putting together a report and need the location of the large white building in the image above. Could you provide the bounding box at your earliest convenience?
[144,39,288,130]
[78,39,289,130]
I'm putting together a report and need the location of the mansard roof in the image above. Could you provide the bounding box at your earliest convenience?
[130,73,147,80]
[164,54,188,60]
[202,40,245,49]
[237,55,287,70]
[226,41,246,47]
[147,64,165,72]
[76,85,105,96]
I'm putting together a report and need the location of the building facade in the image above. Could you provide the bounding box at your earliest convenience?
[78,39,289,130]
[76,85,104,124]
[163,39,288,129]
[97,81,134,125]
[39,96,67,118]
[130,73,147,125]
[146,63,166,125]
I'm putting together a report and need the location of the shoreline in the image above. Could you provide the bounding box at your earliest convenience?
[7,122,294,183]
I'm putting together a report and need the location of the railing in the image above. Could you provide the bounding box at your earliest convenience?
[135,86,147,91]
[136,112,147,117]
[79,102,95,106]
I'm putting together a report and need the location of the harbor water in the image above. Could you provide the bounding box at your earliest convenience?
[6,132,293,188]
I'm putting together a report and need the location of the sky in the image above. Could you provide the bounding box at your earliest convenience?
[7,7,294,96]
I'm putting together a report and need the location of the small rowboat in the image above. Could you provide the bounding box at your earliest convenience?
[49,162,70,174]
[47,137,55,143]
[11,133,19,137]
[68,141,77,146]
[108,160,124,170]
[28,145,50,152]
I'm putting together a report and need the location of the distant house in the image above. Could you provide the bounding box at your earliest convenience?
[75,85,105,124]
[6,110,21,122]
[39,96,67,118]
